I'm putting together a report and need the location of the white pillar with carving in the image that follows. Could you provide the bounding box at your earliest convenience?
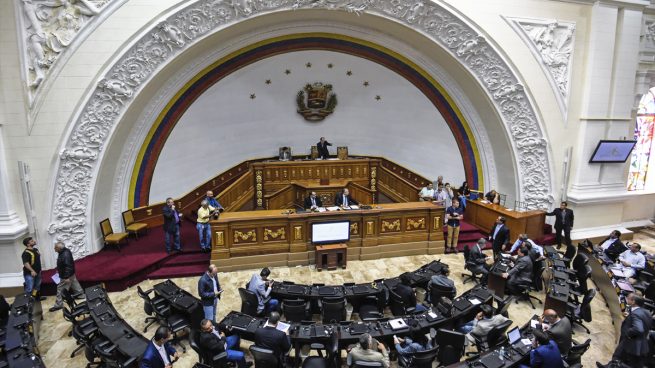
[0,124,28,288]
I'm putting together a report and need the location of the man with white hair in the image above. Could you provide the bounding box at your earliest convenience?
[50,242,83,312]
[197,199,216,252]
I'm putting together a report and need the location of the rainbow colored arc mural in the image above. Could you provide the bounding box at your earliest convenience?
[130,33,483,207]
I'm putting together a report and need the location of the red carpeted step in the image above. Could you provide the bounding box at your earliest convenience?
[147,264,207,279]
[454,232,487,242]
[537,234,557,245]
[161,252,210,267]
[442,221,482,233]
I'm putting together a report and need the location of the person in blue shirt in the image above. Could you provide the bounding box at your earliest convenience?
[520,329,564,368]
[445,199,464,254]
[204,190,224,213]
[393,321,432,367]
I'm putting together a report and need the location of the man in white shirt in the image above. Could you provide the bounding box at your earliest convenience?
[458,304,509,345]
[418,183,435,201]
[617,243,646,278]
[434,184,449,205]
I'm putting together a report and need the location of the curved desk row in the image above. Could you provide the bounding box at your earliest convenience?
[2,293,44,368]
[85,285,149,361]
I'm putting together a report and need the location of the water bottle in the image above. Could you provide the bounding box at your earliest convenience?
[499,347,505,361]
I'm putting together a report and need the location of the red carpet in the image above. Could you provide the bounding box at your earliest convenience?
[40,224,209,294]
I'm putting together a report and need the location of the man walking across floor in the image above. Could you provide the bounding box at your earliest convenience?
[546,201,574,249]
[445,198,464,253]
[21,237,44,300]
[198,264,222,322]
[162,197,182,254]
[50,242,83,312]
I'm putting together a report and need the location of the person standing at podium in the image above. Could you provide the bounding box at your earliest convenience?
[316,137,332,159]
[335,188,358,207]
[304,191,323,210]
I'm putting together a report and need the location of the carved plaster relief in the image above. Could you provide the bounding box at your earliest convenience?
[15,0,120,110]
[504,17,576,121]
[47,0,553,258]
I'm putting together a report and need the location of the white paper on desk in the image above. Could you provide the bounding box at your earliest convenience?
[521,338,532,346]
[428,312,438,319]
[469,298,481,305]
[51,272,61,285]
[530,319,539,328]
[389,318,408,330]
[350,205,360,210]
[317,207,326,212]
[266,320,290,333]
[326,206,339,211]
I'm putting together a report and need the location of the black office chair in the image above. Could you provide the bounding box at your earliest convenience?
[566,338,591,367]
[389,289,416,316]
[566,289,596,333]
[357,294,384,321]
[493,295,513,318]
[250,345,279,367]
[436,328,466,365]
[633,270,654,295]
[321,297,347,323]
[569,265,592,299]
[304,330,339,368]
[189,329,229,367]
[559,244,577,268]
[471,319,513,352]
[428,283,456,304]
[462,245,481,284]
[62,288,89,316]
[514,263,543,309]
[282,299,311,323]
[239,287,261,316]
[302,357,327,368]
[136,285,170,332]
[63,306,98,358]
[405,346,438,368]
[352,361,384,367]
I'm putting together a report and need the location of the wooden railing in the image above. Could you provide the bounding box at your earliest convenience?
[347,182,376,204]
[264,185,296,209]
[218,171,253,212]
[377,167,421,202]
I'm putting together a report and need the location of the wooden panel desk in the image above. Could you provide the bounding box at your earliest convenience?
[210,202,445,270]
[465,199,546,242]
[315,244,347,271]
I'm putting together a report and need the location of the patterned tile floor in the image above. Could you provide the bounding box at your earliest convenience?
[35,230,655,367]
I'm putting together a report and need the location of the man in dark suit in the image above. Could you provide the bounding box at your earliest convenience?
[599,230,627,261]
[541,309,572,356]
[521,329,565,368]
[198,319,251,367]
[140,327,178,368]
[254,312,291,363]
[162,197,182,254]
[316,137,332,159]
[546,201,574,249]
[335,188,358,207]
[468,238,491,285]
[198,264,222,323]
[490,216,510,258]
[503,246,533,295]
[393,273,428,312]
[304,191,323,210]
[611,293,652,367]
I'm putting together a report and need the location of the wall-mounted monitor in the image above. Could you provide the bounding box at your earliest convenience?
[589,140,636,163]
[311,221,350,244]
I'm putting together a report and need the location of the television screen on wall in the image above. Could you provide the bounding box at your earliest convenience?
[589,140,636,163]
[311,221,351,244]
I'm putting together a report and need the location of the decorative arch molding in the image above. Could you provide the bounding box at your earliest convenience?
[46,0,553,258]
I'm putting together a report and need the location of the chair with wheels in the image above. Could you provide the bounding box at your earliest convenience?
[320,297,346,323]
[136,285,170,333]
[250,345,279,367]
[566,338,591,367]
[239,287,261,317]
[436,328,466,366]
[462,245,482,284]
[282,299,311,323]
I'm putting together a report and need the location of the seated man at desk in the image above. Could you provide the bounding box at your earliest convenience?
[304,191,323,210]
[485,189,500,204]
[539,309,572,357]
[335,188,358,207]
[434,183,448,205]
[418,183,435,202]
[253,312,291,364]
[248,267,279,314]
[427,267,456,300]
[458,304,509,345]
[616,243,646,279]
[520,329,564,368]
[469,238,492,285]
[394,273,428,312]
[198,319,252,368]
[599,230,627,261]
[502,246,533,295]
[393,321,432,365]
[141,326,179,368]
[347,333,390,368]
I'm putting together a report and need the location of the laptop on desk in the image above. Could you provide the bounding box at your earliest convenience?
[508,326,531,355]
[319,286,337,296]
[287,285,305,294]
[453,298,472,311]
[230,315,254,331]
[478,352,505,368]
[353,285,369,294]
[349,323,369,335]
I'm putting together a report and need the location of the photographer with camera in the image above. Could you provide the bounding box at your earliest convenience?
[197,200,217,253]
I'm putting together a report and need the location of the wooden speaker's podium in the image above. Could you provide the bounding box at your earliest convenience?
[315,243,347,271]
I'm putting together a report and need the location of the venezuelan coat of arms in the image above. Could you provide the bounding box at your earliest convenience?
[296,82,337,121]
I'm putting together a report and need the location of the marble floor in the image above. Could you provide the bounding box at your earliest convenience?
[35,230,655,367]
